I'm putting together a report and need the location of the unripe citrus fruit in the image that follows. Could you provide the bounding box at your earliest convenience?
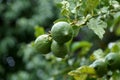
[105,53,120,70]
[90,59,108,77]
[51,21,73,44]
[51,40,68,58]
[34,34,52,54]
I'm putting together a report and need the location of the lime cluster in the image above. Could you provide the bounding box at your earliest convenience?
[90,52,120,77]
[34,21,74,58]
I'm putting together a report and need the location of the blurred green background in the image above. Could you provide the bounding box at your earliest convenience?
[0,0,120,80]
[0,0,61,80]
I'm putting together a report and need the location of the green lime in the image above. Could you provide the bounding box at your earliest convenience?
[34,34,52,54]
[105,53,120,70]
[51,40,68,58]
[51,21,73,44]
[90,59,108,77]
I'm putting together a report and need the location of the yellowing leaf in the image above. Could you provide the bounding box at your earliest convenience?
[68,66,96,80]
[74,74,87,80]
[90,49,105,61]
[76,66,96,74]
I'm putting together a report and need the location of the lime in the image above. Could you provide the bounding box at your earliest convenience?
[105,53,120,70]
[51,40,68,58]
[51,21,73,44]
[90,59,108,77]
[34,34,52,54]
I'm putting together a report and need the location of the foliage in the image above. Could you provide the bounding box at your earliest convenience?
[0,0,120,80]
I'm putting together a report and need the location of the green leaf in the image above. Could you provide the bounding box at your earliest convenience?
[61,1,70,17]
[54,18,69,23]
[72,25,80,37]
[61,8,70,17]
[84,0,99,15]
[87,18,107,39]
[71,41,92,52]
[34,26,45,38]
[71,41,92,56]
[86,0,99,11]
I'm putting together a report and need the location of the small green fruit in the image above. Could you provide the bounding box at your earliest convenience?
[105,53,120,70]
[51,40,68,58]
[51,21,73,44]
[34,34,52,54]
[90,59,108,77]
